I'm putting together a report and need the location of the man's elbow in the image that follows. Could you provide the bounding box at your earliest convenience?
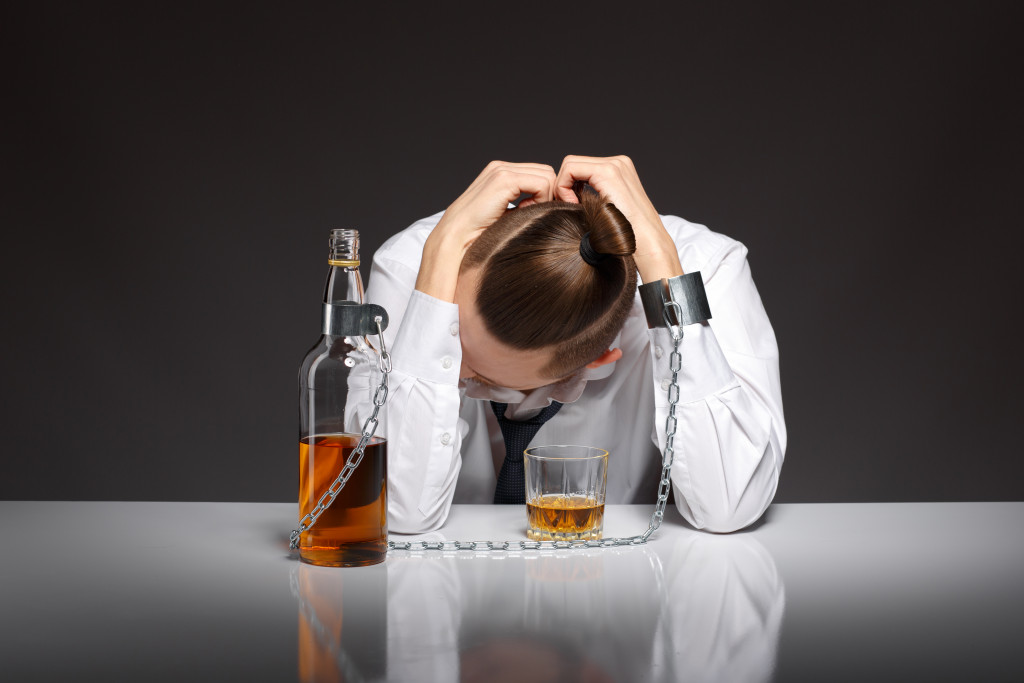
[689,465,779,533]
[697,504,771,533]
[387,497,451,535]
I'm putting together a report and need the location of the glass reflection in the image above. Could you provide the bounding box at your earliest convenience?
[292,531,784,682]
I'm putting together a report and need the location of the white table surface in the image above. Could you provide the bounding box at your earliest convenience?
[1,501,1022,682]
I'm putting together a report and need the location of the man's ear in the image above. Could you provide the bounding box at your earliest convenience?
[585,348,623,369]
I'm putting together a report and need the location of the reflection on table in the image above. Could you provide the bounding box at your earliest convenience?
[294,530,784,683]
[3,502,1022,682]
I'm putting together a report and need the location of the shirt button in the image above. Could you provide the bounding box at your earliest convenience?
[654,346,663,359]
[449,322,459,336]
[661,379,671,391]
[440,432,451,446]
[441,357,453,370]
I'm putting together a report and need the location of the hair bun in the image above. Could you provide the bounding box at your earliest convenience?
[577,185,636,258]
[462,182,639,375]
[579,232,607,265]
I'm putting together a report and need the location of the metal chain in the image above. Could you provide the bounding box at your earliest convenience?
[289,317,393,551]
[291,302,684,554]
[388,302,685,553]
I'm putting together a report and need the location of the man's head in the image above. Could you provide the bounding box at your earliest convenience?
[454,190,637,391]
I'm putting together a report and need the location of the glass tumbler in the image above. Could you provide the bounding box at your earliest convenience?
[524,445,608,541]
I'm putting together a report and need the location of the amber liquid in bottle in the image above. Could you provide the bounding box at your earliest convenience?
[298,434,387,567]
[526,494,605,541]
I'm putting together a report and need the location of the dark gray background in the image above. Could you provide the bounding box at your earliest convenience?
[3,3,1022,503]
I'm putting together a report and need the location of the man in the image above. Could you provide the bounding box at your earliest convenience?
[366,156,786,534]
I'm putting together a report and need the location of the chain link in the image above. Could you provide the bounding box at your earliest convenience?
[291,302,684,554]
[289,318,392,551]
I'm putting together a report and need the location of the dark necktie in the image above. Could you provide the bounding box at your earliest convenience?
[490,400,564,504]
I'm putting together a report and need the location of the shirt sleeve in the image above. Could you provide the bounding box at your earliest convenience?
[648,234,787,532]
[363,250,467,534]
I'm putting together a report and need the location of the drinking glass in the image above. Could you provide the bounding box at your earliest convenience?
[524,445,608,541]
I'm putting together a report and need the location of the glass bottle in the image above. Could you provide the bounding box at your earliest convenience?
[297,229,387,567]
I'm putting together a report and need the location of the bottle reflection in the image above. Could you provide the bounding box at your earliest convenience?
[292,562,388,682]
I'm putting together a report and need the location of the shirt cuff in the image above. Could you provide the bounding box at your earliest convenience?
[390,289,463,385]
[649,323,737,404]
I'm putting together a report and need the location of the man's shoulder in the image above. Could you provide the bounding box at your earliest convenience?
[372,210,446,270]
[659,214,747,274]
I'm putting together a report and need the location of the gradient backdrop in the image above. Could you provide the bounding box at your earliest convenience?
[4,3,1022,503]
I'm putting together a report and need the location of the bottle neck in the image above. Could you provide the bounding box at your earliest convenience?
[323,263,364,305]
[320,229,363,335]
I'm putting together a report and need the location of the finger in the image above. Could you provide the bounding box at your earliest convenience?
[468,162,553,196]
[502,164,558,195]
[554,156,611,199]
[510,170,557,204]
[505,162,557,173]
[485,167,556,204]
[553,158,611,202]
[481,161,556,180]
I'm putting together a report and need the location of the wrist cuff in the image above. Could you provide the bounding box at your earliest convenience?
[639,272,712,328]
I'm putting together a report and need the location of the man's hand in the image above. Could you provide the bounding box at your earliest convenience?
[416,161,556,302]
[554,155,683,283]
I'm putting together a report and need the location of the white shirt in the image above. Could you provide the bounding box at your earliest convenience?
[362,210,786,534]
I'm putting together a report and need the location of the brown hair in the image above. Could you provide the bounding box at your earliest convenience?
[461,185,637,379]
